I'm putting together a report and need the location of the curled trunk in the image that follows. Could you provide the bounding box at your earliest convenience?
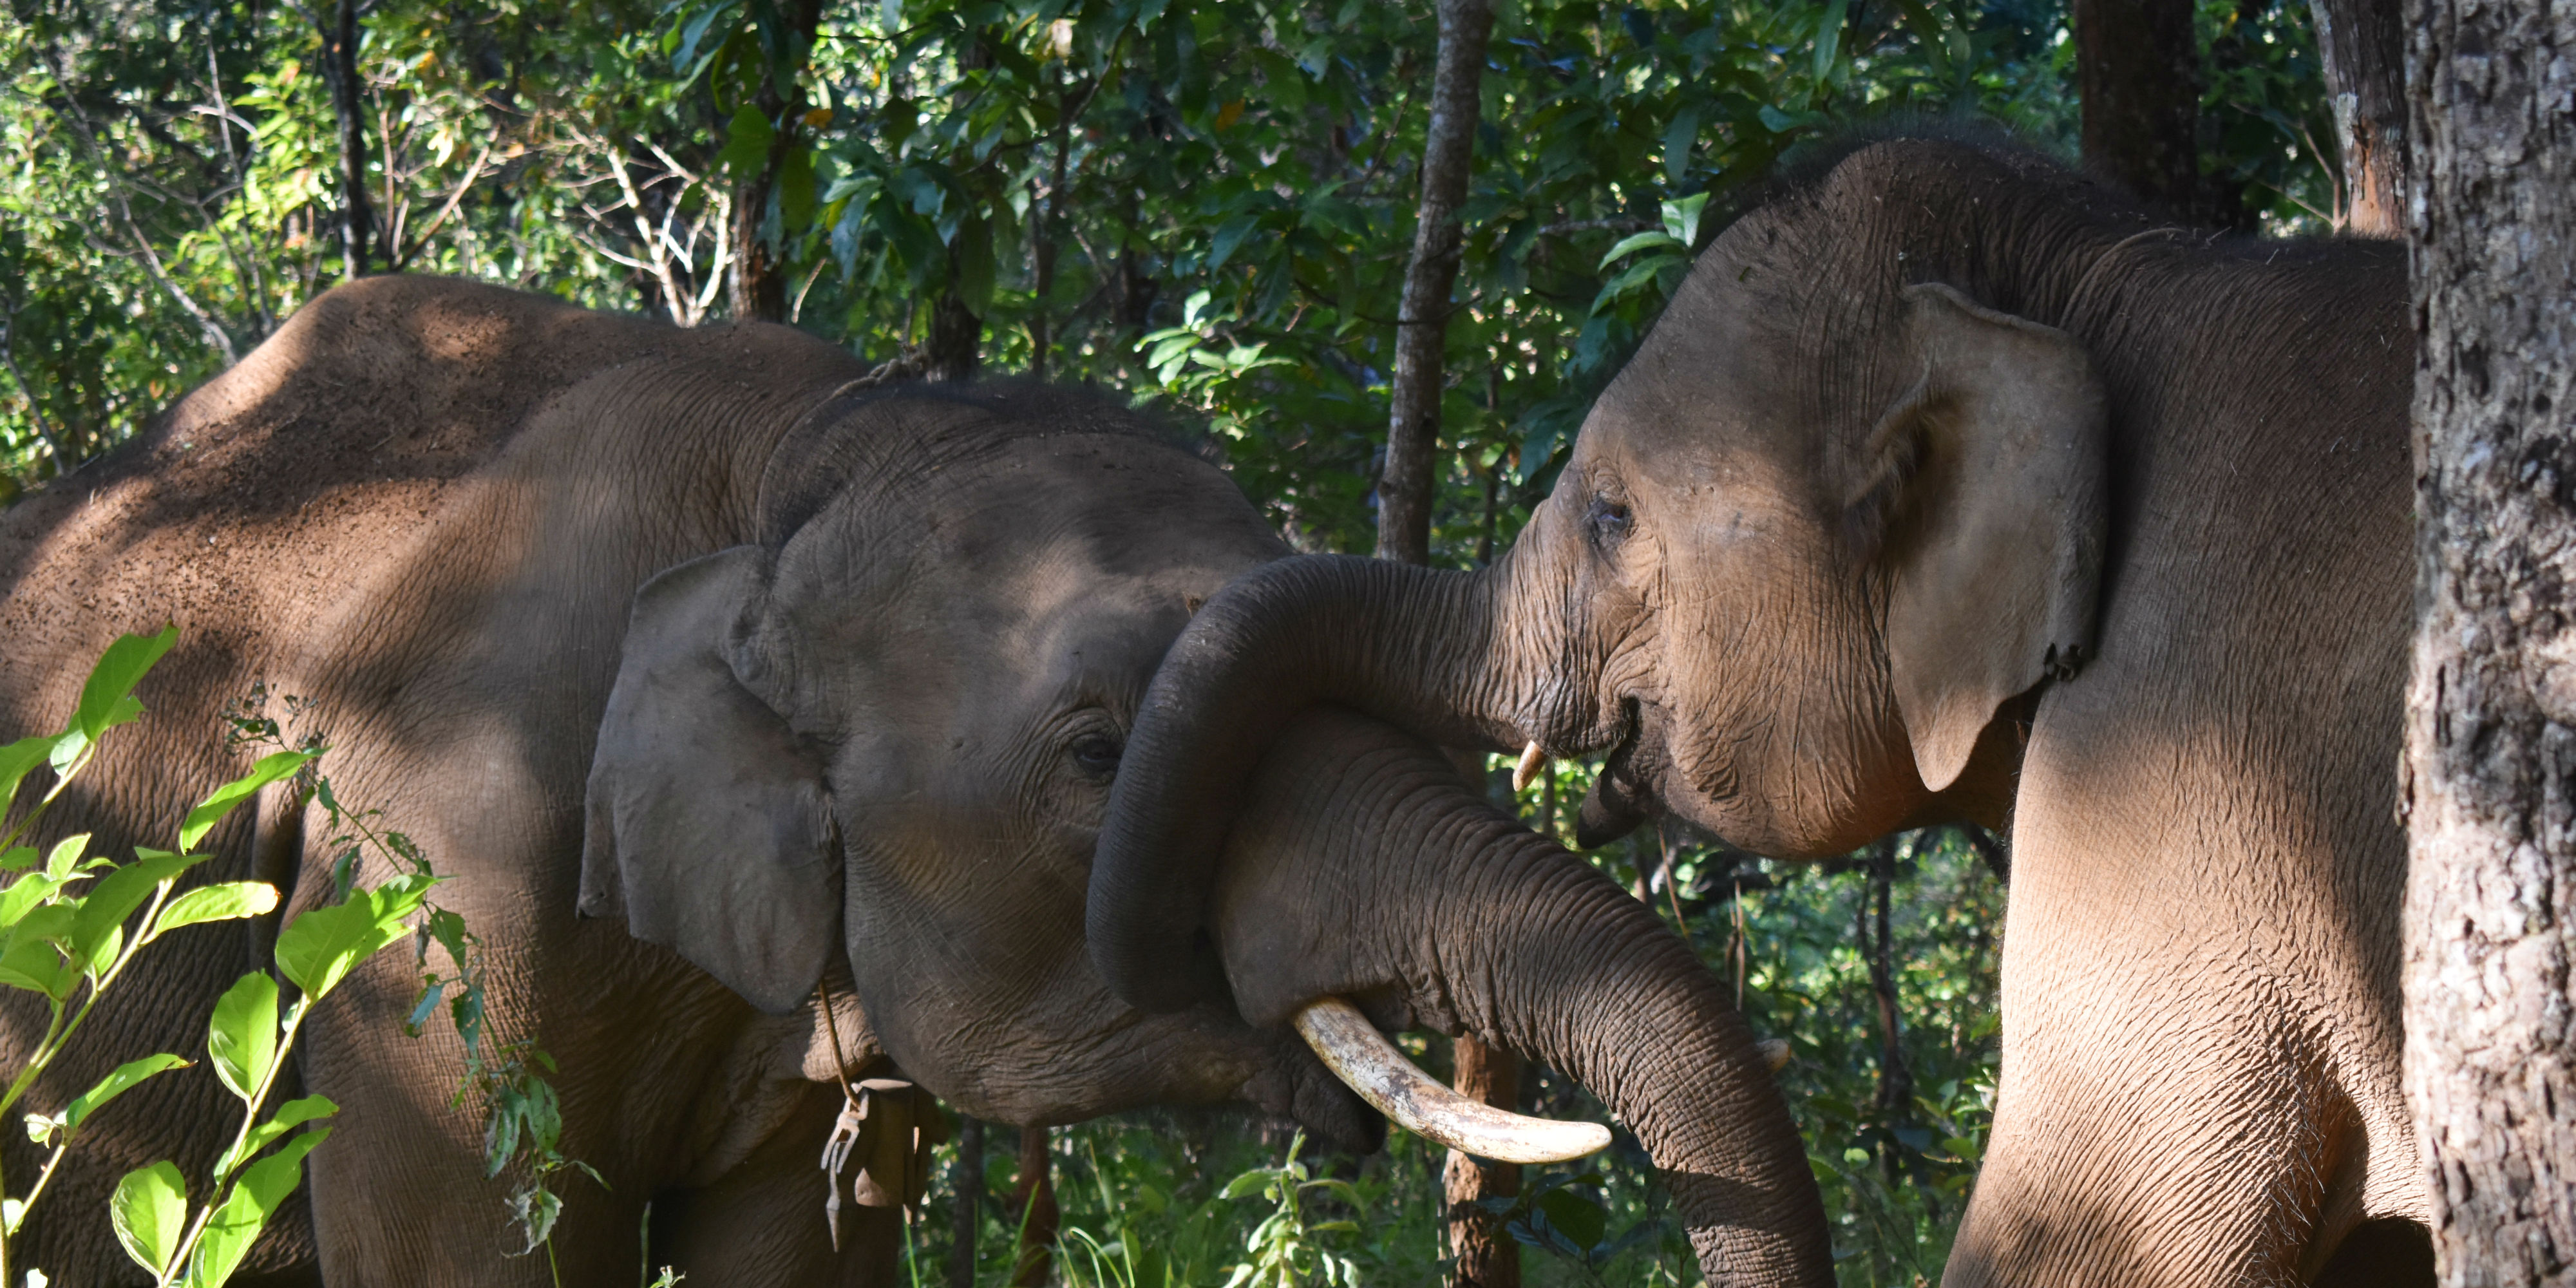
[1094,552,1566,1010]
[1215,709,1830,1284]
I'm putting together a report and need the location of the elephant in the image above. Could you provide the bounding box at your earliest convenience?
[1088,136,2430,1287]
[0,275,1826,1284]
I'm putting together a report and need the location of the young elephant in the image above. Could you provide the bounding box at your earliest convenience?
[1093,137,2428,1286]
[0,276,1823,1285]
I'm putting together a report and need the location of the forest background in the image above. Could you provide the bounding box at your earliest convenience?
[0,0,2344,1282]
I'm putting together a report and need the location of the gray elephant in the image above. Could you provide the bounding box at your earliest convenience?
[1091,137,2429,1286]
[0,276,1824,1284]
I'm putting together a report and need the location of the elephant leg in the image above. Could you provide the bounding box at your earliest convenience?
[1946,731,2420,1287]
[654,1080,909,1286]
[298,943,648,1287]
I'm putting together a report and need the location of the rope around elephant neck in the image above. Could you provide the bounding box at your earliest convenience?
[815,978,862,1102]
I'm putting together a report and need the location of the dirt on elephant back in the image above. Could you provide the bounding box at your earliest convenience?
[0,274,862,744]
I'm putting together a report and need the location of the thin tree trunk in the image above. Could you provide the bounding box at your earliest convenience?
[924,32,994,380]
[1862,841,1911,1178]
[948,1115,983,1288]
[1444,1036,1522,1288]
[1007,1124,1057,1287]
[1028,71,1070,382]
[727,0,822,322]
[2402,0,2576,1276]
[1385,10,1510,1252]
[319,0,372,279]
[1375,0,1492,565]
[2305,0,2405,236]
[2071,0,2200,211]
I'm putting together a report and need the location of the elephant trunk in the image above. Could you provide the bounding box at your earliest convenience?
[1214,710,1830,1285]
[1094,545,1575,1012]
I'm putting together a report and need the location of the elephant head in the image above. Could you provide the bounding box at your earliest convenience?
[572,383,1828,1280]
[1090,137,2108,996]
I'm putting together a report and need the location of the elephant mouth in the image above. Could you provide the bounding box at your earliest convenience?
[1573,699,1661,848]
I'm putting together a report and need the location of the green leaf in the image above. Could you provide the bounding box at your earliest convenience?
[72,849,206,972]
[0,847,34,873]
[1663,191,1712,248]
[1596,231,1681,270]
[179,751,313,851]
[189,1127,330,1287]
[1812,0,1850,88]
[1206,214,1262,274]
[778,144,817,229]
[718,104,775,184]
[0,871,72,931]
[1662,106,1701,184]
[207,971,279,1103]
[1535,1185,1607,1249]
[216,1095,337,1182]
[675,0,737,70]
[0,933,72,999]
[110,1160,187,1278]
[0,734,57,815]
[62,1053,191,1137]
[155,882,281,938]
[43,833,88,879]
[273,876,433,999]
[75,626,178,743]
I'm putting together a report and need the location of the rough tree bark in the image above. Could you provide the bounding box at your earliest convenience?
[1444,1037,1522,1288]
[949,1115,984,1288]
[317,0,372,279]
[2401,0,2576,1278]
[2072,0,2201,211]
[2306,0,2407,235]
[1375,0,1492,566]
[1007,1124,1057,1287]
[1861,842,1911,1179]
[726,0,822,323]
[924,33,995,381]
[1376,10,1510,1277]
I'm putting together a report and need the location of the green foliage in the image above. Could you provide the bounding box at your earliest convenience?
[0,632,574,1285]
[1,2,2334,1280]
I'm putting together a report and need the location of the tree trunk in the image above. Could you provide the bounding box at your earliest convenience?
[948,1115,983,1288]
[1007,1124,1057,1287]
[1862,842,1911,1179]
[1376,12,1510,1273]
[726,0,822,323]
[2304,0,2405,236]
[319,0,372,279]
[1443,1036,1522,1288]
[1028,71,1070,382]
[2072,0,2201,211]
[923,33,994,381]
[2402,0,2576,1277]
[1375,0,1492,565]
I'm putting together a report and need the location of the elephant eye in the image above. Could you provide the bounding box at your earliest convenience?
[1070,732,1124,777]
[1586,497,1633,547]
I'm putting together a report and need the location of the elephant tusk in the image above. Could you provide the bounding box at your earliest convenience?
[1291,997,1611,1164]
[1511,741,1548,794]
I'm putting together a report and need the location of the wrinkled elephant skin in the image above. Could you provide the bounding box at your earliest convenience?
[1092,138,2431,1287]
[0,277,1819,1285]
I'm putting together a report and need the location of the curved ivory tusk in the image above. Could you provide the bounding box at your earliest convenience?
[1293,997,1611,1164]
[1511,741,1548,794]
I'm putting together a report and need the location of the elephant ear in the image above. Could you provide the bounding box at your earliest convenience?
[1862,282,2109,792]
[579,546,841,1016]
